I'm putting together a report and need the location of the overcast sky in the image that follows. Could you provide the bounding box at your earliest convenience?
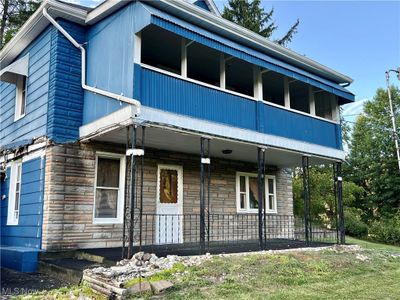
[73,0,400,121]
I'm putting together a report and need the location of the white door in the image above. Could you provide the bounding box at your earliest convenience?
[156,164,183,244]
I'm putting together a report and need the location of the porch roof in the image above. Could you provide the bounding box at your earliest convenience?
[79,106,344,168]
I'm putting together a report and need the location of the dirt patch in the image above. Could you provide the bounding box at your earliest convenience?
[1,268,70,299]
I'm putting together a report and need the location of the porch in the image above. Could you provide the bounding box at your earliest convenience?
[76,105,345,259]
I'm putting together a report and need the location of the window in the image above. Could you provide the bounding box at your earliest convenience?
[15,76,27,120]
[187,42,220,86]
[262,71,285,106]
[93,153,125,224]
[225,58,254,97]
[159,169,178,204]
[236,172,277,213]
[7,161,22,225]
[141,25,181,75]
[289,80,310,113]
[315,91,334,120]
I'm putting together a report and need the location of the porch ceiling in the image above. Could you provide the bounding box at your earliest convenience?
[91,125,336,168]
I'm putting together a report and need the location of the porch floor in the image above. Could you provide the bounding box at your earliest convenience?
[83,239,334,262]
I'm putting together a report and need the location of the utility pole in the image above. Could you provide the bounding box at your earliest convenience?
[385,68,400,172]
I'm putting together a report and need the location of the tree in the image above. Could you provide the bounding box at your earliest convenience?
[0,0,41,49]
[347,87,400,220]
[222,0,299,47]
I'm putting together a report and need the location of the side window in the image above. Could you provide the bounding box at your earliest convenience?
[93,153,125,224]
[7,161,22,225]
[15,76,27,121]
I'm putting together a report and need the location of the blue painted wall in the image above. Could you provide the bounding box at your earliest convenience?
[138,65,342,150]
[0,157,45,249]
[0,27,52,148]
[47,20,85,144]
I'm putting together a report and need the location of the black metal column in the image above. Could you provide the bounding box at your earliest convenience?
[139,127,145,248]
[257,147,265,250]
[336,162,345,244]
[333,164,339,244]
[200,137,211,254]
[302,156,311,246]
[122,127,130,259]
[128,126,137,258]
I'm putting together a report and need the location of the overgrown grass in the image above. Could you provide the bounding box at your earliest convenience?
[15,238,400,299]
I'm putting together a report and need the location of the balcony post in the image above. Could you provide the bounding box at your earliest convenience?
[302,156,311,246]
[333,163,339,244]
[257,147,265,250]
[336,162,345,244]
[128,125,136,258]
[200,137,211,254]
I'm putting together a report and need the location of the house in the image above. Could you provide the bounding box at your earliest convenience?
[0,0,353,272]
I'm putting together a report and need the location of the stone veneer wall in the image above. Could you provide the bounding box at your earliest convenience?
[42,142,293,250]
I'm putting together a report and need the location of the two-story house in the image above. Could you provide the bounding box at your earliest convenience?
[0,0,353,272]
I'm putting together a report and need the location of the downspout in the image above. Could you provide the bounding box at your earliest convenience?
[42,7,141,115]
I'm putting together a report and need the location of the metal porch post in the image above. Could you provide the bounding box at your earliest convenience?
[336,162,345,244]
[128,126,137,258]
[333,164,339,244]
[257,148,265,250]
[302,156,311,246]
[200,137,211,254]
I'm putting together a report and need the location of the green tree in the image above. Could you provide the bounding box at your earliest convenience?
[0,0,41,49]
[347,87,400,220]
[222,0,299,47]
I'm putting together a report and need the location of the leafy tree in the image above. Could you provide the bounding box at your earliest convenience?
[347,87,400,220]
[293,165,364,228]
[222,0,299,47]
[0,0,41,49]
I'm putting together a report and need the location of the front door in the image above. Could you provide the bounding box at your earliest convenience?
[155,164,183,244]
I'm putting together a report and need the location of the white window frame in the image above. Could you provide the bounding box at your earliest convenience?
[14,75,27,121]
[235,172,277,214]
[93,152,126,225]
[7,160,22,225]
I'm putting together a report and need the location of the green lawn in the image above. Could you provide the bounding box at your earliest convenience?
[17,238,400,300]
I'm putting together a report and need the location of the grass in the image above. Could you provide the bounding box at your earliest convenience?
[15,238,400,299]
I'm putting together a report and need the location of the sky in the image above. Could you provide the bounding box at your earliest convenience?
[74,0,400,121]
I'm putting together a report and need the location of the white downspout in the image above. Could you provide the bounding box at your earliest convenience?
[42,7,141,115]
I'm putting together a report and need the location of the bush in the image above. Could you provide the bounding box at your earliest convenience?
[369,214,400,246]
[344,209,369,238]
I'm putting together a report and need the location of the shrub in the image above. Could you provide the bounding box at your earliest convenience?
[344,209,369,238]
[369,214,400,246]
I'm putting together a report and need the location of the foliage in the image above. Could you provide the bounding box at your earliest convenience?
[222,0,299,47]
[0,0,41,49]
[293,165,364,228]
[346,86,400,220]
[344,208,369,238]
[369,214,400,246]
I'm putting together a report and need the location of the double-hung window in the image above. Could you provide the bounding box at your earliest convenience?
[7,161,22,225]
[93,153,125,224]
[236,172,277,213]
[15,76,27,121]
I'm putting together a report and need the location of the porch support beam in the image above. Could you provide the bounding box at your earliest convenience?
[302,156,311,246]
[257,147,265,250]
[200,137,211,254]
[128,125,137,258]
[336,162,345,244]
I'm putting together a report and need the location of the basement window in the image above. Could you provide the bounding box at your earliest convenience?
[262,71,285,106]
[141,25,181,75]
[93,153,125,224]
[289,81,310,113]
[187,42,220,86]
[225,58,254,97]
[315,91,334,120]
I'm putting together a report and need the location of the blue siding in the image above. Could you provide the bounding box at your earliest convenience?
[0,27,52,148]
[0,157,45,249]
[138,65,342,150]
[194,0,211,11]
[47,20,85,143]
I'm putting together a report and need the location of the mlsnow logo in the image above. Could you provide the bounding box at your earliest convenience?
[1,287,38,295]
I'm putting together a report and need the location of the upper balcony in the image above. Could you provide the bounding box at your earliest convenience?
[133,25,346,150]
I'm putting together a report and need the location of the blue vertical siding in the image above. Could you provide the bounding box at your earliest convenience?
[47,20,85,143]
[0,27,52,148]
[139,66,257,131]
[0,157,45,249]
[138,65,342,150]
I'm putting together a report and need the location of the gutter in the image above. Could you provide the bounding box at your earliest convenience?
[42,7,141,115]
